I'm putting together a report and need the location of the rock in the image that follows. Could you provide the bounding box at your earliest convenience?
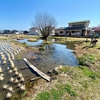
[58,65,63,69]
[51,76,57,80]
[47,70,53,75]
[54,65,63,72]
[52,69,58,75]
[48,70,52,73]
[54,66,59,72]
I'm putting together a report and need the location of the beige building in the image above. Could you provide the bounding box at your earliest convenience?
[29,27,40,35]
[55,20,90,36]
[55,27,66,36]
[29,27,55,36]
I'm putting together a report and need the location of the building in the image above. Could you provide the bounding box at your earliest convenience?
[1,30,11,34]
[51,29,55,35]
[12,30,19,34]
[66,20,90,36]
[29,26,55,36]
[55,27,66,36]
[23,31,29,35]
[55,20,90,36]
[29,27,40,35]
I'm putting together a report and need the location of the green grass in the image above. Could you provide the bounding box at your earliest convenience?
[60,84,77,97]
[50,89,63,100]
[36,92,50,100]
[22,90,28,97]
[25,65,100,100]
[78,66,100,79]
[22,43,29,48]
[16,56,21,60]
[59,66,68,73]
[36,83,77,100]
[78,54,95,66]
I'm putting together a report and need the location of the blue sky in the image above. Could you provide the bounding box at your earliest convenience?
[0,0,100,30]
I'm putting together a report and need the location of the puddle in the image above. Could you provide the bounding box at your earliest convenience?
[18,39,43,46]
[18,39,78,74]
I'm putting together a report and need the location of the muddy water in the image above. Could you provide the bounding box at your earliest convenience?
[0,39,78,100]
[18,39,78,74]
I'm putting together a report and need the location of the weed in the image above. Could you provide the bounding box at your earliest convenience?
[72,73,78,80]
[50,89,63,100]
[89,73,96,80]
[16,56,21,60]
[78,54,95,66]
[82,80,89,89]
[39,47,45,51]
[78,66,84,69]
[22,90,28,97]
[95,72,100,78]
[25,98,32,100]
[78,66,97,80]
[36,92,50,100]
[60,67,67,73]
[63,84,77,97]
[24,44,29,48]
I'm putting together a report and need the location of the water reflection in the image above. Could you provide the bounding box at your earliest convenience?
[18,39,78,71]
[0,38,78,100]
[18,39,43,46]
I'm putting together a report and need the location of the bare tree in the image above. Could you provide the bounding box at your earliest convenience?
[32,12,57,40]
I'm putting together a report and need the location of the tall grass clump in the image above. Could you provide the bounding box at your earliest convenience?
[78,54,95,66]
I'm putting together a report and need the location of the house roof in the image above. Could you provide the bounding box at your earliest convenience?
[68,20,90,24]
[55,27,66,30]
[65,26,85,30]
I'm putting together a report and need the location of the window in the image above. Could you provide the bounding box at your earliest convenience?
[72,24,84,27]
[60,31,63,33]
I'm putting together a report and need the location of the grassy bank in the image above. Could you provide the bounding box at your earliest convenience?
[35,66,100,100]
[22,37,100,100]
[1,35,99,100]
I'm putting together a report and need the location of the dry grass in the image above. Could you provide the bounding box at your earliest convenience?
[22,37,100,100]
[1,35,99,100]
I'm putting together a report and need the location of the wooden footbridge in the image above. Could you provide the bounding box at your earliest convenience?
[23,58,51,82]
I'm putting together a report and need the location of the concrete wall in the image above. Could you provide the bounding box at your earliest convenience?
[50,29,55,36]
[55,29,66,36]
[69,22,89,28]
[71,32,82,36]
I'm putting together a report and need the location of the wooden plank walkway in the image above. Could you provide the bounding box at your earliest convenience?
[23,58,51,82]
